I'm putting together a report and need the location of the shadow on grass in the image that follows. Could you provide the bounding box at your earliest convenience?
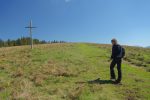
[76,78,113,84]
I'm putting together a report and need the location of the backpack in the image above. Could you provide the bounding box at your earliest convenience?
[121,47,125,58]
[118,46,125,58]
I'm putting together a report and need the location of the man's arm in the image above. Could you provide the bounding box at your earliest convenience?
[111,46,115,59]
[109,46,114,61]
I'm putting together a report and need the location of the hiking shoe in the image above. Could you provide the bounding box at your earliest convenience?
[113,81,122,85]
[110,79,116,82]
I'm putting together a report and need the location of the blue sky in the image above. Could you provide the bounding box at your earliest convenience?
[0,0,150,46]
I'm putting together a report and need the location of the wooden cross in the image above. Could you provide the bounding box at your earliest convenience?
[25,20,36,49]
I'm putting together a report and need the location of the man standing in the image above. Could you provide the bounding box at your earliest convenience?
[110,39,125,84]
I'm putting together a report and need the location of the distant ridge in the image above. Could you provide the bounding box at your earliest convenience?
[146,46,150,48]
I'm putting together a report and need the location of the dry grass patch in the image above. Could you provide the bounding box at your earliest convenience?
[42,64,77,77]
[89,84,103,93]
[11,68,24,78]
[68,85,84,100]
[41,60,78,77]
[29,72,48,86]
[120,88,142,100]
[0,65,5,70]
[0,86,5,92]
[11,79,33,100]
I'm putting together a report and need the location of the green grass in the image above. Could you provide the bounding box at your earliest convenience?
[0,43,150,100]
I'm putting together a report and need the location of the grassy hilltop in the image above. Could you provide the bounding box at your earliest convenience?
[0,43,150,100]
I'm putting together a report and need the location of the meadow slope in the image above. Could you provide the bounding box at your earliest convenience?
[0,43,150,100]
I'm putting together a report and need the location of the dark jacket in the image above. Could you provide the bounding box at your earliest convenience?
[111,44,122,59]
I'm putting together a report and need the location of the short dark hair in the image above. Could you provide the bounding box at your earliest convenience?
[111,38,117,44]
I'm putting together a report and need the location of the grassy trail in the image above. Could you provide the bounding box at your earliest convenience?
[0,43,150,100]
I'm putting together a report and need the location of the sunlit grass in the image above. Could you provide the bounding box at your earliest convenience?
[0,43,150,100]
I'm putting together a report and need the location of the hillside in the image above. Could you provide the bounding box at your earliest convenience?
[146,46,150,48]
[0,43,150,100]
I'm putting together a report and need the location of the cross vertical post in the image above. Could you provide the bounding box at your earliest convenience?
[25,20,36,49]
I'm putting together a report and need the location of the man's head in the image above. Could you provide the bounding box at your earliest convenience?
[111,38,118,45]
